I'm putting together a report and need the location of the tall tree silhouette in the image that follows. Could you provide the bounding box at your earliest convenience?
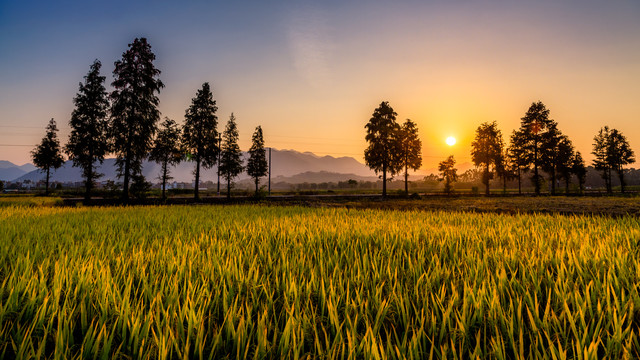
[182,83,219,200]
[507,130,528,194]
[219,113,243,199]
[32,118,64,195]
[65,60,110,202]
[471,121,503,196]
[438,155,457,195]
[540,123,567,195]
[607,129,635,193]
[516,101,556,194]
[109,38,163,200]
[554,135,575,194]
[397,119,422,194]
[364,101,402,197]
[572,151,586,194]
[150,117,183,200]
[247,126,268,196]
[592,126,613,193]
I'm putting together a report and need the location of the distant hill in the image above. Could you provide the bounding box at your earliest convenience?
[10,149,376,184]
[0,161,37,181]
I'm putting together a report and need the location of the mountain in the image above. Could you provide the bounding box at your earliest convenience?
[0,161,37,181]
[11,149,377,184]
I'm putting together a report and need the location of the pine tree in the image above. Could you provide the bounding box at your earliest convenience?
[65,60,110,202]
[109,38,163,201]
[32,118,64,195]
[182,83,219,200]
[364,101,402,197]
[247,126,268,196]
[219,113,244,199]
[438,155,457,195]
[471,121,503,196]
[516,101,557,194]
[397,119,422,195]
[149,117,183,199]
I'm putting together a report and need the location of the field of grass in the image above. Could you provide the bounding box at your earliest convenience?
[1,203,639,359]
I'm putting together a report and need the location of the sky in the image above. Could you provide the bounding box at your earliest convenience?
[1,0,639,172]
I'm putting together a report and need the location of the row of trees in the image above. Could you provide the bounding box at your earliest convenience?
[468,101,634,195]
[31,38,268,201]
[364,100,635,196]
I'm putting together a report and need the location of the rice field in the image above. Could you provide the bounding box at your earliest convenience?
[0,203,639,359]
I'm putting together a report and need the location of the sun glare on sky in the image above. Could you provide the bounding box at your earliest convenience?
[446,137,456,146]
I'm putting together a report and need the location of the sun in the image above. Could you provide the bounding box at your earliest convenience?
[446,136,456,146]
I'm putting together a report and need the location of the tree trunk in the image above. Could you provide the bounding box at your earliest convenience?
[84,168,92,203]
[122,143,131,201]
[404,163,408,195]
[194,156,200,201]
[565,177,570,195]
[550,170,556,195]
[382,162,387,198]
[485,164,490,196]
[517,168,522,195]
[227,177,231,199]
[255,178,259,196]
[503,175,507,194]
[162,161,168,199]
[45,167,50,195]
[534,141,540,195]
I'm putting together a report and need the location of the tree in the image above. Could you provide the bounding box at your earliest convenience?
[246,126,268,196]
[572,151,586,194]
[592,126,612,193]
[397,119,422,195]
[364,101,402,197]
[607,129,635,193]
[182,83,219,200]
[471,121,503,196]
[438,155,457,195]
[65,60,110,202]
[149,117,183,199]
[507,130,528,195]
[32,118,65,195]
[109,37,164,201]
[554,135,575,194]
[219,113,244,198]
[540,123,564,195]
[516,101,557,194]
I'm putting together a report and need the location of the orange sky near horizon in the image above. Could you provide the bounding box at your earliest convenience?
[1,1,638,174]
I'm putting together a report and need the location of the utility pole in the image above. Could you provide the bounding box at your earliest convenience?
[217,133,221,196]
[268,147,271,196]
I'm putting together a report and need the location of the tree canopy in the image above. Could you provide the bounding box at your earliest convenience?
[471,121,503,195]
[150,117,183,199]
[364,101,402,197]
[66,60,110,201]
[182,82,219,200]
[398,119,422,194]
[247,126,268,196]
[109,37,163,200]
[219,113,244,198]
[32,118,65,195]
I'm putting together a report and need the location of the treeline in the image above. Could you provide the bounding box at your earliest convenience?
[30,38,268,202]
[364,101,635,196]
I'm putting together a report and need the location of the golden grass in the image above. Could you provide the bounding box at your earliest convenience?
[0,204,638,358]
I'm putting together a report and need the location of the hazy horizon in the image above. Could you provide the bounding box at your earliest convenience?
[1,0,639,169]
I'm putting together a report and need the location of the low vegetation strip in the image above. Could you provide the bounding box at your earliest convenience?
[1,205,639,358]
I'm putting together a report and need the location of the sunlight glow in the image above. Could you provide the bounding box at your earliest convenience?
[446,136,456,146]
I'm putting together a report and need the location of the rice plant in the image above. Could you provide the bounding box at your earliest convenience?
[0,204,638,359]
